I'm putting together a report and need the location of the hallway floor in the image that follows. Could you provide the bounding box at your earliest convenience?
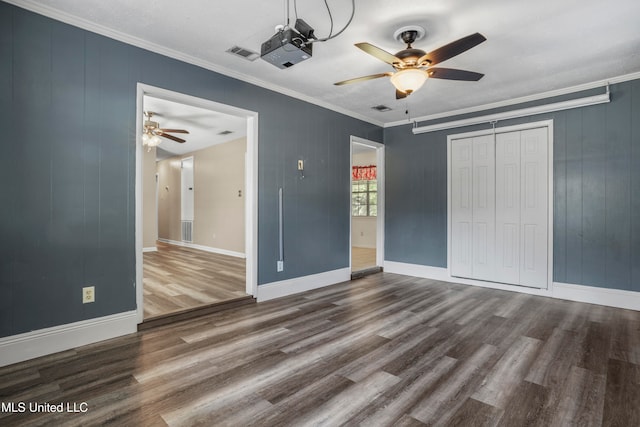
[352,246,376,271]
[143,242,246,319]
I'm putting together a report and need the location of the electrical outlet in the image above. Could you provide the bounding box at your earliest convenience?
[82,286,95,304]
[277,261,284,272]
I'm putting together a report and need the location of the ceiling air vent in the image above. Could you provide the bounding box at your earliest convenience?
[226,46,259,61]
[217,130,233,135]
[371,105,392,112]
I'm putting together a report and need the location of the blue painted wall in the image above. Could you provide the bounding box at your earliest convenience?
[0,3,381,338]
[2,2,638,341]
[385,79,640,292]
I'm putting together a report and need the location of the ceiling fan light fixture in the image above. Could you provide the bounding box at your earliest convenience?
[147,135,162,147]
[390,68,428,94]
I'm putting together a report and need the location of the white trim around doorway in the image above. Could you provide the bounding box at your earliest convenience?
[350,136,385,270]
[135,84,259,325]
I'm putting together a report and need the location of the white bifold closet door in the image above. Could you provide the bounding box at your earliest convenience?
[450,127,548,288]
[518,128,548,287]
[450,138,474,278]
[471,135,496,282]
[494,131,521,285]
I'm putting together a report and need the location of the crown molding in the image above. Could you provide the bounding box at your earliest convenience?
[5,0,384,128]
[384,70,640,128]
[8,1,639,130]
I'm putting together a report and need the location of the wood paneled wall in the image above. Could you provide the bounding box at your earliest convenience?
[0,3,382,338]
[385,80,640,292]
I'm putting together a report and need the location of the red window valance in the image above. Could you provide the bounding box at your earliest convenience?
[352,165,377,181]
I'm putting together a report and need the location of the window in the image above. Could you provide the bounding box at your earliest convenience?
[352,180,377,217]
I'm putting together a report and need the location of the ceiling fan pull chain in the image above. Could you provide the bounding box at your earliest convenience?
[405,99,412,123]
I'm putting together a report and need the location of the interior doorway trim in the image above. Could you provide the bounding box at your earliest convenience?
[135,83,259,324]
[350,136,385,269]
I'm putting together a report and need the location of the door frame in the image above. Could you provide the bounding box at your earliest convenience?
[350,136,385,269]
[446,119,554,290]
[135,83,259,324]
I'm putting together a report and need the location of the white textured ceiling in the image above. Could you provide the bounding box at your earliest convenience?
[143,95,246,159]
[10,0,640,125]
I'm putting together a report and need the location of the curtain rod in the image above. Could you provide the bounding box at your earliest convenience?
[412,84,610,135]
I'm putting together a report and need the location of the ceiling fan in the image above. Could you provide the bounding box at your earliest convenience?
[335,27,486,99]
[142,111,190,148]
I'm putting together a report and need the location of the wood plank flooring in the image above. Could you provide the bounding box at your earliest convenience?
[143,242,247,319]
[352,246,376,271]
[2,272,640,426]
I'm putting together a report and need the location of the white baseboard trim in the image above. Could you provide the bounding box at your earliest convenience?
[384,261,450,281]
[553,282,640,311]
[0,311,138,368]
[384,260,640,311]
[143,246,157,253]
[158,238,246,259]
[257,268,351,302]
[384,261,551,296]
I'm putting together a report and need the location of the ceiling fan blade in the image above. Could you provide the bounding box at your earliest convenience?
[334,72,392,86]
[427,67,484,81]
[160,133,186,143]
[355,42,404,66]
[418,32,487,66]
[395,90,407,100]
[160,128,190,134]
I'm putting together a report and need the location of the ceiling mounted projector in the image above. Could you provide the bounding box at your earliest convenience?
[261,19,314,69]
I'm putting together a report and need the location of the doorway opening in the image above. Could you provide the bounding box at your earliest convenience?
[350,136,385,278]
[135,84,258,325]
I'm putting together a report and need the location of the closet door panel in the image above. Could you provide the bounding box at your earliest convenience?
[449,125,549,288]
[472,135,496,281]
[451,138,473,278]
[495,131,521,285]
[519,127,549,288]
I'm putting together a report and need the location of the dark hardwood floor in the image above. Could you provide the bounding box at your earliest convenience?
[143,242,247,319]
[1,272,639,426]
